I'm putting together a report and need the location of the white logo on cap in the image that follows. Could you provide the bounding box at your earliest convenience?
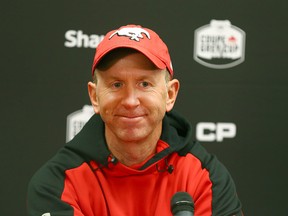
[109,27,150,42]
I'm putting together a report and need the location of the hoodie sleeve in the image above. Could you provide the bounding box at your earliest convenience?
[27,161,80,216]
[190,141,243,216]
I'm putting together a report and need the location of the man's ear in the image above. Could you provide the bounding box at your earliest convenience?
[166,79,180,112]
[88,81,100,114]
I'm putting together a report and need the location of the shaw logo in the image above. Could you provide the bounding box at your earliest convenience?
[64,30,104,48]
[196,122,236,142]
[66,105,94,142]
[194,20,245,69]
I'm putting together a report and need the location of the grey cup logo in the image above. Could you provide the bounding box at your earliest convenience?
[194,20,246,69]
[109,27,150,41]
[66,105,94,142]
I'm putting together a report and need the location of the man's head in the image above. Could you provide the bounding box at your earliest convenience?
[91,24,174,78]
[88,25,179,143]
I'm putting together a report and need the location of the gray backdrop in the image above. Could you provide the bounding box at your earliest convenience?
[2,0,288,215]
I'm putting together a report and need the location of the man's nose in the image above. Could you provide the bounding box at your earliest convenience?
[121,86,140,108]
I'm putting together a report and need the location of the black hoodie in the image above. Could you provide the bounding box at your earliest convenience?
[27,111,242,216]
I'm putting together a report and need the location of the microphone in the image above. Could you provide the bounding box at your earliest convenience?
[170,192,194,216]
[156,158,174,174]
[167,164,174,174]
[110,155,118,165]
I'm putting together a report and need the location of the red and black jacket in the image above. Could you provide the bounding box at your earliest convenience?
[27,111,243,216]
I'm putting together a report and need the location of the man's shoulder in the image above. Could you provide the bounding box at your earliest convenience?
[29,146,86,187]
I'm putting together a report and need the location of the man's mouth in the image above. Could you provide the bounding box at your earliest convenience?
[116,113,146,122]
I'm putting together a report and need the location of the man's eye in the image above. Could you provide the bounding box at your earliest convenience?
[140,81,150,88]
[112,82,123,88]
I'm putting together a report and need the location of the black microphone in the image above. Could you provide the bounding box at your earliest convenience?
[170,192,194,216]
[155,158,174,174]
[110,156,118,165]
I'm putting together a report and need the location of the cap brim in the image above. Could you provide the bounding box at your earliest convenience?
[93,44,167,74]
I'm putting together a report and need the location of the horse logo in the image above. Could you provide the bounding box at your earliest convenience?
[109,27,150,42]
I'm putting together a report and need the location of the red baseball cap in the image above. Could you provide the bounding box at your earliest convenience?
[92,24,173,77]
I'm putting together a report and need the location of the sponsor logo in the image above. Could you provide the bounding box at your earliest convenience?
[109,27,150,41]
[66,105,94,142]
[64,30,104,48]
[194,20,245,69]
[196,122,237,142]
[42,213,51,216]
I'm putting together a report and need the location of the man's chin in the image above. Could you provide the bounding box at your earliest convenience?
[116,129,148,143]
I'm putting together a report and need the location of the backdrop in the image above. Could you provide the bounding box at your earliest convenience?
[2,0,288,215]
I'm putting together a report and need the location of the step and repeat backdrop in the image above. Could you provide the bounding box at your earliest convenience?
[2,0,288,215]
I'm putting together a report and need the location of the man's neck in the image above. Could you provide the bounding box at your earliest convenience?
[105,129,161,167]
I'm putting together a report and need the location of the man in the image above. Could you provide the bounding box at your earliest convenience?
[27,24,243,215]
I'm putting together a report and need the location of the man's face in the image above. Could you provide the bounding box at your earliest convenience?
[88,51,178,143]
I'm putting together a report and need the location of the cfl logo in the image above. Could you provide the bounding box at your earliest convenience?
[196,122,236,142]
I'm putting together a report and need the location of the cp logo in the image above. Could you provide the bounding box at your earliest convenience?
[196,122,237,142]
